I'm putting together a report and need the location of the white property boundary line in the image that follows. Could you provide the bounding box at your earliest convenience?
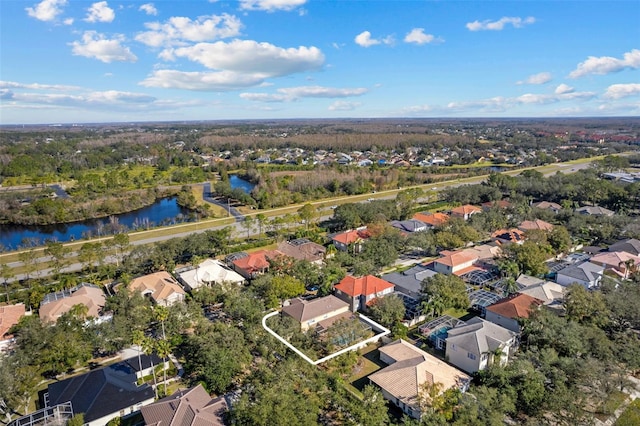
[262,310,391,365]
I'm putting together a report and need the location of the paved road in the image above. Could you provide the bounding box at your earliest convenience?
[202,182,245,222]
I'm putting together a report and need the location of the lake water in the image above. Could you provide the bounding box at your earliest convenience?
[229,175,255,193]
[0,197,190,251]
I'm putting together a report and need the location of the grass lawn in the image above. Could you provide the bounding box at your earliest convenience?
[442,307,474,320]
[615,398,640,426]
[344,344,385,397]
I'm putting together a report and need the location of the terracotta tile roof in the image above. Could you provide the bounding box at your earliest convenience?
[332,229,371,245]
[141,384,227,426]
[334,275,395,297]
[532,201,562,211]
[485,293,544,320]
[450,204,482,216]
[518,219,554,232]
[232,250,281,274]
[0,303,26,339]
[412,212,449,227]
[492,228,526,243]
[434,250,478,267]
[129,271,185,305]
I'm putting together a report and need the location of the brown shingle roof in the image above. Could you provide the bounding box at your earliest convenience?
[518,219,554,232]
[277,239,326,263]
[485,293,543,320]
[281,295,349,323]
[39,285,105,323]
[141,384,227,426]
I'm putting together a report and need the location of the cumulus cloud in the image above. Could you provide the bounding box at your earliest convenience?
[466,16,535,31]
[555,84,574,94]
[136,14,242,47]
[354,31,394,47]
[404,28,440,45]
[25,0,67,22]
[569,49,640,78]
[164,40,324,77]
[85,1,115,23]
[328,101,361,111]
[70,31,137,63]
[517,72,552,85]
[63,17,73,25]
[239,0,306,12]
[140,70,266,91]
[139,3,158,16]
[603,83,640,99]
[241,85,368,102]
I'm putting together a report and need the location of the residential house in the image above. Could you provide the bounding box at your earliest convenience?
[177,258,245,291]
[491,228,526,245]
[369,339,470,420]
[121,352,169,380]
[555,261,604,289]
[39,284,106,324]
[590,251,640,278]
[445,317,518,373]
[281,295,351,331]
[45,361,155,426]
[413,212,449,228]
[0,303,26,351]
[575,205,615,217]
[330,228,371,253]
[277,238,326,265]
[531,201,562,213]
[382,264,437,299]
[450,204,482,220]
[390,219,428,234]
[481,200,512,211]
[517,281,566,310]
[141,384,228,426]
[334,275,395,312]
[463,244,502,264]
[608,238,640,256]
[484,293,544,333]
[432,250,479,276]
[230,250,282,279]
[518,219,554,232]
[128,271,186,307]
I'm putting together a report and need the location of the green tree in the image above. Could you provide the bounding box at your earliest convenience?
[368,295,406,327]
[421,274,470,311]
[564,284,610,328]
[297,203,316,230]
[44,241,70,278]
[66,413,85,426]
[505,240,551,276]
[548,225,572,254]
[155,339,171,394]
[0,263,15,303]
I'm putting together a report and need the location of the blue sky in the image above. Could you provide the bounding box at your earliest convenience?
[1,0,639,124]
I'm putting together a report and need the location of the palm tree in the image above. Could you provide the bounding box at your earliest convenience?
[141,336,158,399]
[154,306,169,340]
[155,339,171,397]
[421,297,445,318]
[132,330,145,380]
[502,277,519,296]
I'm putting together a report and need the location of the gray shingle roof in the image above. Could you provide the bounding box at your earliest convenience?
[446,317,516,355]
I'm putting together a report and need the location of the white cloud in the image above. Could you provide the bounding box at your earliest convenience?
[555,83,574,94]
[70,31,137,63]
[140,70,266,91]
[63,17,73,25]
[241,85,368,102]
[85,1,115,23]
[569,49,640,78]
[139,3,158,16]
[239,0,306,12]
[328,101,361,111]
[404,28,439,45]
[355,31,379,47]
[466,16,535,31]
[165,40,324,77]
[603,83,640,99]
[517,72,552,85]
[0,81,82,91]
[136,14,242,47]
[25,0,67,22]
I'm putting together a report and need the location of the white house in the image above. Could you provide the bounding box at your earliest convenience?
[555,261,604,289]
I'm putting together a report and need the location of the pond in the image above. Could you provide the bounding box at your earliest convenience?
[229,175,255,193]
[0,197,191,251]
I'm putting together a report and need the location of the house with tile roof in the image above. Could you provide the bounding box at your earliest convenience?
[481,199,512,211]
[0,303,26,351]
[281,295,351,331]
[608,238,640,256]
[177,258,245,291]
[128,271,186,307]
[450,204,482,220]
[555,261,604,289]
[491,228,526,245]
[517,280,565,310]
[331,227,371,253]
[445,317,518,373]
[412,212,449,228]
[334,275,395,312]
[484,293,544,333]
[575,205,615,217]
[590,251,640,278]
[369,339,470,420]
[141,384,227,426]
[39,284,106,324]
[531,201,562,213]
[518,219,554,232]
[230,249,282,279]
[432,250,479,276]
[45,360,155,426]
[390,219,428,234]
[277,238,326,265]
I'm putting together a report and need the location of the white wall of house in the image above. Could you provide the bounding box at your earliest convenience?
[446,343,483,374]
[87,398,154,426]
[555,274,598,289]
[301,305,350,331]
